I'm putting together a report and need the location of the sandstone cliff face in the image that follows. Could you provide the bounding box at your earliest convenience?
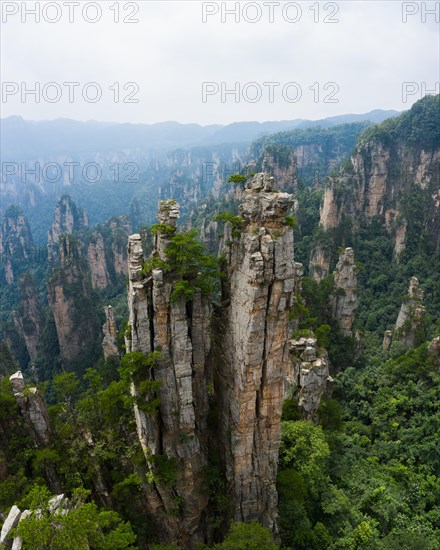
[289,336,330,421]
[108,215,130,277]
[394,276,426,349]
[127,201,210,546]
[215,173,295,530]
[309,244,332,282]
[318,143,440,256]
[47,236,100,371]
[102,305,119,359]
[9,371,50,447]
[332,248,358,336]
[12,275,44,362]
[0,207,34,284]
[126,176,296,544]
[85,216,129,289]
[48,195,88,261]
[87,232,110,289]
[262,147,297,192]
[48,196,128,289]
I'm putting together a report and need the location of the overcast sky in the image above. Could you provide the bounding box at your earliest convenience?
[1,0,439,125]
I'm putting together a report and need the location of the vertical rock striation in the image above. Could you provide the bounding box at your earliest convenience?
[126,201,210,547]
[87,232,110,289]
[309,245,332,282]
[394,276,426,349]
[47,195,88,261]
[215,173,295,530]
[126,176,299,543]
[261,145,297,192]
[9,371,50,447]
[332,247,358,336]
[0,206,34,284]
[289,336,330,421]
[12,275,44,362]
[102,306,119,359]
[47,235,100,372]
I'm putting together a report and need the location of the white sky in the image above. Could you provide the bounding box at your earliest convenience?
[1,0,439,125]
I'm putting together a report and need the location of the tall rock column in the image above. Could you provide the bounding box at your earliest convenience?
[332,247,358,336]
[215,173,295,530]
[394,276,426,349]
[289,336,330,421]
[47,235,101,372]
[12,274,44,362]
[126,201,210,547]
[47,195,88,261]
[9,371,50,447]
[102,306,119,359]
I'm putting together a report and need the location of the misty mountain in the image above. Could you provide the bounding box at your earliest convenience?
[1,110,400,160]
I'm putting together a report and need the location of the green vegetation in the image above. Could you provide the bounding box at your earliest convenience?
[227,174,247,184]
[277,344,440,549]
[143,228,220,302]
[213,521,278,549]
[14,486,137,549]
[214,212,244,230]
[360,94,439,147]
[251,122,370,185]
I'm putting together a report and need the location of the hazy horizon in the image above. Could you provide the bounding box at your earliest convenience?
[1,1,438,125]
[1,106,402,127]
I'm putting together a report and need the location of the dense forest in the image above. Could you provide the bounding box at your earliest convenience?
[0,95,439,549]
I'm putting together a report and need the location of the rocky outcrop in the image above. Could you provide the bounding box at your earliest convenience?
[108,215,130,277]
[0,206,34,284]
[125,175,297,544]
[289,262,304,333]
[127,201,211,547]
[12,275,44,361]
[332,248,358,336]
[317,98,440,258]
[47,235,100,371]
[87,216,130,289]
[8,371,61,493]
[122,171,304,542]
[87,232,110,289]
[394,277,426,349]
[262,145,297,192]
[309,244,332,282]
[1,496,70,550]
[9,371,50,447]
[0,207,33,261]
[102,306,119,359]
[47,195,88,261]
[215,173,295,530]
[0,505,22,548]
[383,330,393,351]
[289,336,330,421]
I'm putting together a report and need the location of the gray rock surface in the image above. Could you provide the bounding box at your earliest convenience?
[10,371,50,446]
[394,277,426,349]
[289,337,331,421]
[102,305,119,359]
[332,247,358,336]
[216,173,295,531]
[127,201,210,547]
[0,505,21,546]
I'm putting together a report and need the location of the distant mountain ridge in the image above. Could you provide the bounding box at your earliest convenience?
[1,110,400,159]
